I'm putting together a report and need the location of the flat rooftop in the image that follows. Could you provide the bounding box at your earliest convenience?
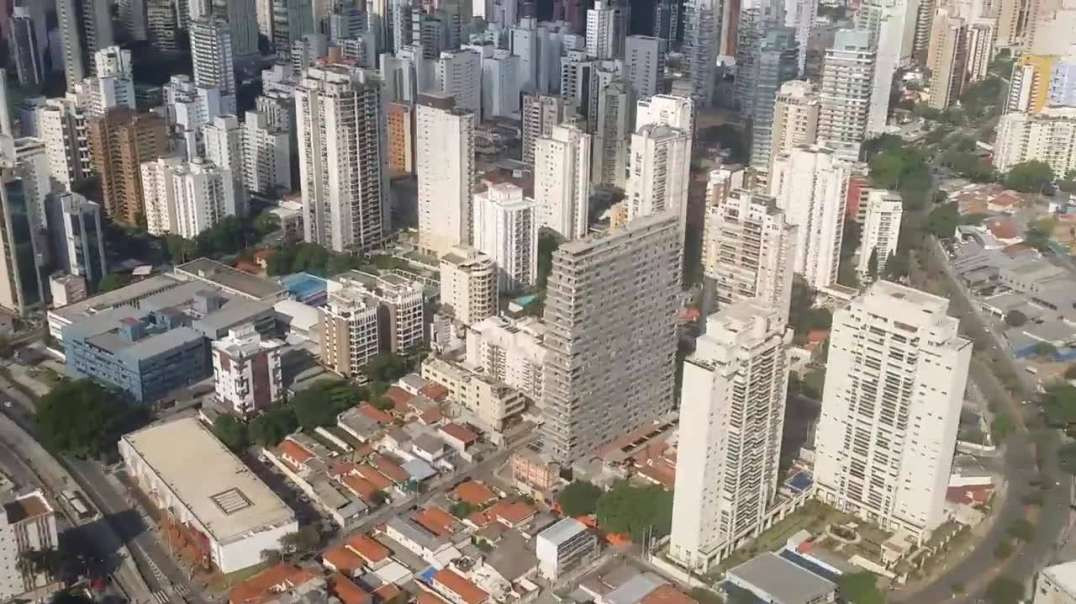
[122,417,295,545]
[175,258,286,301]
[727,552,835,604]
[51,274,182,322]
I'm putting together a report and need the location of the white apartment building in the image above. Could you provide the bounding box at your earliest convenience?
[473,183,538,292]
[319,283,381,379]
[329,271,426,353]
[466,315,547,402]
[769,146,849,289]
[534,124,591,240]
[591,78,632,188]
[38,97,92,191]
[994,107,1076,175]
[296,64,387,253]
[475,47,521,120]
[814,281,972,541]
[521,93,567,166]
[670,302,790,572]
[0,490,59,601]
[163,75,225,148]
[702,190,796,326]
[242,109,291,196]
[536,518,598,579]
[817,29,875,161]
[770,80,819,170]
[171,158,237,238]
[421,356,528,433]
[585,1,619,59]
[626,124,691,227]
[857,190,904,279]
[858,0,907,135]
[202,115,246,215]
[436,49,482,114]
[191,17,237,113]
[212,324,284,416]
[417,94,475,256]
[636,94,695,133]
[141,156,183,235]
[439,246,497,326]
[76,46,135,118]
[624,35,665,99]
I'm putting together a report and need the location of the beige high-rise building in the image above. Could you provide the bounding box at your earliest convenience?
[1006,54,1056,113]
[814,281,971,541]
[87,107,168,225]
[542,211,681,463]
[534,124,591,240]
[701,190,796,326]
[996,0,1030,47]
[386,102,413,176]
[770,80,819,170]
[927,10,969,110]
[439,246,497,326]
[669,302,790,572]
[417,93,475,256]
[319,283,381,379]
[817,29,875,161]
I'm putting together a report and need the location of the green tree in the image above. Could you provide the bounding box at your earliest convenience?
[280,525,321,558]
[558,481,602,517]
[249,406,298,446]
[363,353,411,383]
[1059,441,1076,474]
[97,273,131,293]
[450,501,477,518]
[698,124,748,163]
[35,380,146,458]
[165,234,197,264]
[1025,217,1057,252]
[254,212,281,237]
[1004,160,1054,193]
[991,414,1015,443]
[1004,310,1028,327]
[289,379,361,430]
[536,229,564,291]
[1033,341,1058,359]
[212,415,248,451]
[1043,384,1076,427]
[926,204,960,239]
[837,572,885,604]
[595,482,673,542]
[994,540,1014,559]
[884,250,911,280]
[985,577,1025,604]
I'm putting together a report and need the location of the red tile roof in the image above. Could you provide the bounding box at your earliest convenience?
[372,583,402,603]
[419,383,449,401]
[355,464,396,490]
[433,569,489,604]
[370,454,409,482]
[278,439,314,466]
[413,506,459,537]
[228,564,320,604]
[345,534,391,564]
[487,499,535,526]
[340,474,381,502]
[420,406,443,425]
[453,481,498,507]
[384,386,415,411]
[328,573,372,604]
[322,546,365,576]
[358,403,394,424]
[439,423,478,445]
[640,585,699,604]
[417,593,449,604]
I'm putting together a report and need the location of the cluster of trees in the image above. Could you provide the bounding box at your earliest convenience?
[938,134,995,182]
[1003,161,1054,194]
[536,229,565,292]
[1043,383,1076,430]
[864,135,932,211]
[260,525,322,564]
[837,573,886,604]
[164,215,275,264]
[556,480,673,543]
[697,125,749,164]
[265,242,379,277]
[788,277,833,343]
[36,380,148,459]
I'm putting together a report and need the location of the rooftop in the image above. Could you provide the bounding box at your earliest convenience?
[726,552,836,604]
[51,274,182,323]
[3,490,52,523]
[175,258,286,301]
[122,417,295,545]
[537,517,588,546]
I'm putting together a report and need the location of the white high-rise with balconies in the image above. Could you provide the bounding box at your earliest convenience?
[37,97,92,191]
[202,115,246,216]
[626,125,691,227]
[670,302,790,573]
[242,109,291,196]
[624,35,665,99]
[636,94,695,133]
[295,64,387,253]
[814,281,971,541]
[77,46,136,118]
[473,183,538,292]
[770,80,819,170]
[817,29,876,161]
[191,17,237,114]
[858,190,903,279]
[417,93,475,256]
[769,146,848,289]
[534,124,591,240]
[436,49,482,114]
[140,156,236,238]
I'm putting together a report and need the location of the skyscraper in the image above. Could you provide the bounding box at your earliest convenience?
[57,0,114,91]
[295,65,387,253]
[669,302,790,572]
[590,78,632,187]
[472,183,538,292]
[0,167,44,313]
[858,190,903,279]
[534,123,591,240]
[211,0,260,59]
[37,98,92,192]
[624,35,666,99]
[701,190,796,325]
[436,49,483,114]
[769,146,848,288]
[542,211,681,463]
[585,0,625,59]
[817,29,876,161]
[738,25,799,172]
[626,124,691,226]
[682,0,720,105]
[439,246,497,326]
[78,46,136,119]
[521,93,567,165]
[416,93,475,255]
[858,0,908,135]
[87,108,169,225]
[814,281,971,541]
[191,18,237,114]
[45,192,107,290]
[8,6,44,87]
[926,10,968,110]
[770,80,819,170]
[242,110,292,196]
[202,115,247,216]
[784,0,818,73]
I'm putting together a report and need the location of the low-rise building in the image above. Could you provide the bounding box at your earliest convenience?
[121,417,298,573]
[535,517,597,579]
[263,435,370,527]
[1034,560,1076,604]
[329,271,426,353]
[421,356,527,434]
[439,247,497,326]
[724,552,837,604]
[465,316,546,401]
[212,324,285,416]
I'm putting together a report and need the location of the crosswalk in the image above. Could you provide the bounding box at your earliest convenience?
[151,591,171,604]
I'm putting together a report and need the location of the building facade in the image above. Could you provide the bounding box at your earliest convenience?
[533,124,591,240]
[212,324,284,416]
[472,183,538,292]
[416,94,475,255]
